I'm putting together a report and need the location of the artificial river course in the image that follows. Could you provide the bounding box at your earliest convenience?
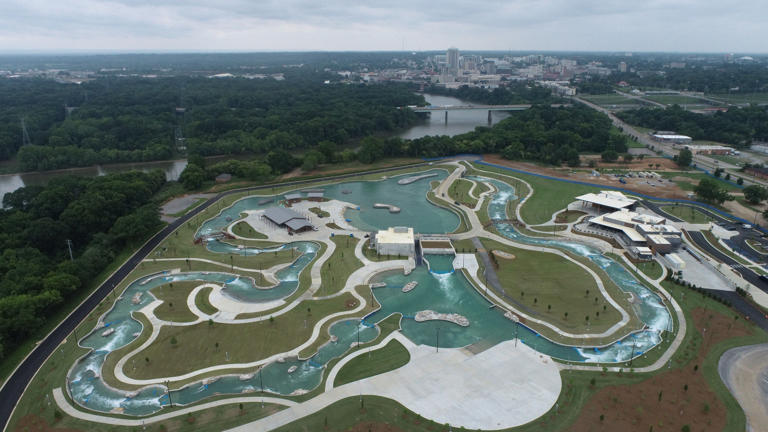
[66,169,672,416]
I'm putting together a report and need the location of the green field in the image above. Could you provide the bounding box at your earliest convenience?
[448,178,478,207]
[151,281,200,322]
[126,292,358,380]
[582,94,640,105]
[195,286,219,315]
[318,236,363,296]
[480,238,623,334]
[645,94,709,105]
[710,92,768,104]
[231,220,268,239]
[635,260,664,280]
[661,172,741,193]
[334,339,410,387]
[659,205,714,224]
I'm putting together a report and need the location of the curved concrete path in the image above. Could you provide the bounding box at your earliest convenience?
[719,343,768,432]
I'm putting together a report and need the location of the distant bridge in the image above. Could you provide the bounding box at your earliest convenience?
[404,104,571,124]
[409,104,533,112]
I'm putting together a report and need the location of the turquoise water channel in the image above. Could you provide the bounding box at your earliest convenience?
[67,169,673,417]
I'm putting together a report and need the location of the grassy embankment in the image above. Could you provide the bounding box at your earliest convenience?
[333,339,410,387]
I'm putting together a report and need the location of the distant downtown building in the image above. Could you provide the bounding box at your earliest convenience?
[447,47,459,76]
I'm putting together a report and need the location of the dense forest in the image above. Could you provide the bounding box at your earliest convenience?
[581,63,768,94]
[618,105,768,147]
[1,73,423,171]
[425,83,560,105]
[0,171,166,360]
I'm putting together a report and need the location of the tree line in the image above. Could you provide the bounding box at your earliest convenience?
[0,171,166,360]
[617,105,768,147]
[2,73,423,171]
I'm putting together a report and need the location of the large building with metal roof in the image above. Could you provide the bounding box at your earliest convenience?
[576,191,637,212]
[262,207,314,233]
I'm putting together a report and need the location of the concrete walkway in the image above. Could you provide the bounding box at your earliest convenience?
[718,343,768,432]
[227,333,561,431]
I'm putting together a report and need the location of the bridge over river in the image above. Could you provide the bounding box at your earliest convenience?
[405,104,571,123]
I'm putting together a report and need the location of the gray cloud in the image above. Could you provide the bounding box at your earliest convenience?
[0,0,765,52]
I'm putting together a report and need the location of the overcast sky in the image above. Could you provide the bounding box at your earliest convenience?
[0,0,765,53]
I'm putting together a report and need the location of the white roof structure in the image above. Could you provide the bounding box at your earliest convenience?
[646,234,671,245]
[376,227,414,245]
[576,191,636,210]
[651,134,692,141]
[589,215,646,242]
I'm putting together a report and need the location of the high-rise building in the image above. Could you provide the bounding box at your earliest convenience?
[447,47,459,76]
[618,61,627,73]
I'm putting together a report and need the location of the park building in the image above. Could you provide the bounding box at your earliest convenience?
[650,132,692,144]
[682,144,737,156]
[372,227,415,257]
[262,207,314,233]
[575,190,637,213]
[583,209,682,257]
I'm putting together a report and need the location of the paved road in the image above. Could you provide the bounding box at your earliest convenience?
[0,161,432,432]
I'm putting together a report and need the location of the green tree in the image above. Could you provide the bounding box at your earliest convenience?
[179,164,207,190]
[743,185,768,204]
[601,148,618,162]
[694,178,732,204]
[677,148,693,167]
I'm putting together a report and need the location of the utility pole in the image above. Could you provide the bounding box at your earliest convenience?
[65,239,74,261]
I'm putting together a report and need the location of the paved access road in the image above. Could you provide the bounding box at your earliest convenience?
[0,162,431,432]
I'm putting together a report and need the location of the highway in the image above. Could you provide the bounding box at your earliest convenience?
[0,161,432,431]
[574,96,766,188]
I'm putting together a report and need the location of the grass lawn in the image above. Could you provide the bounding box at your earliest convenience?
[582,94,640,105]
[645,94,707,105]
[126,292,359,380]
[151,281,200,322]
[661,171,741,192]
[195,287,218,315]
[333,339,410,387]
[635,260,664,280]
[479,238,623,334]
[470,162,599,225]
[660,204,715,224]
[530,224,568,232]
[308,206,330,218]
[555,210,587,223]
[447,178,478,207]
[426,181,469,234]
[154,224,295,270]
[710,92,768,104]
[318,236,363,297]
[231,220,267,239]
[474,180,490,196]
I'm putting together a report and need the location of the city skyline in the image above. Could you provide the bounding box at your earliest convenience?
[0,0,767,53]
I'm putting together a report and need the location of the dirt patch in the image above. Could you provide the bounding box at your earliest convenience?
[14,415,83,432]
[480,154,689,199]
[567,307,751,432]
[723,199,767,224]
[492,250,516,260]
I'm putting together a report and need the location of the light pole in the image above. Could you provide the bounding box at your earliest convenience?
[436,327,440,353]
[259,366,264,408]
[166,380,173,408]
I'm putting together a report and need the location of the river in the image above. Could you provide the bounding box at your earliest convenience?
[0,94,503,205]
